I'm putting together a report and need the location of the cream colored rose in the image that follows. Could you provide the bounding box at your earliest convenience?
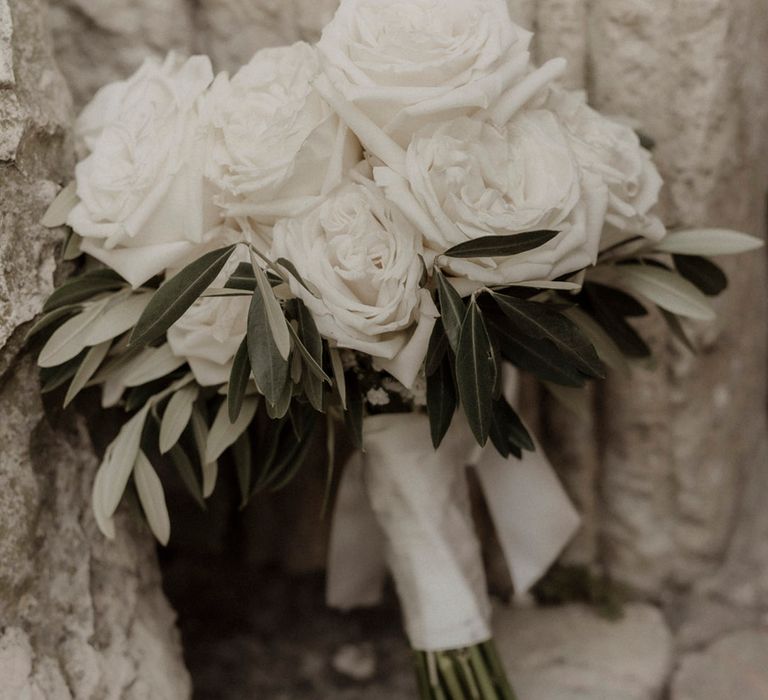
[271,182,436,387]
[67,53,219,288]
[166,227,252,386]
[377,112,608,287]
[547,88,665,246]
[317,0,533,148]
[204,42,361,224]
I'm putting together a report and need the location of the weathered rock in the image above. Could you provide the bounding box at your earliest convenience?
[495,604,673,700]
[0,0,190,697]
[194,0,339,72]
[588,0,768,596]
[48,0,194,108]
[671,630,768,700]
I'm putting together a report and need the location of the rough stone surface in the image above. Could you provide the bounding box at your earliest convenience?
[588,0,768,596]
[671,630,768,700]
[495,604,673,700]
[48,0,194,108]
[0,0,190,697]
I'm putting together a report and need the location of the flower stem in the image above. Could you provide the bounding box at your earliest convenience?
[414,640,517,700]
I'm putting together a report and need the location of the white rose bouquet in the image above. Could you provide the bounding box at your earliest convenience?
[32,1,761,698]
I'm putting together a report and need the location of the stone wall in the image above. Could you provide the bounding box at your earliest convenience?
[0,1,190,697]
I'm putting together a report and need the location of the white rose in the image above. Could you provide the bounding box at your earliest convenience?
[67,53,219,288]
[271,181,437,388]
[377,112,608,287]
[166,226,252,386]
[317,0,533,148]
[204,42,361,224]
[547,88,665,246]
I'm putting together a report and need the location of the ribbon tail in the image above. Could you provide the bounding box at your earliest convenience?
[326,450,388,610]
[473,437,581,594]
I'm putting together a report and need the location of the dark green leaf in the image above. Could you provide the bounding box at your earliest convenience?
[492,397,534,453]
[673,255,728,296]
[489,416,512,458]
[434,268,465,352]
[489,316,588,387]
[39,349,87,393]
[292,300,330,383]
[224,262,256,291]
[25,304,82,341]
[491,293,604,379]
[585,282,648,317]
[443,230,558,259]
[276,257,321,297]
[584,287,651,358]
[425,321,449,377]
[43,268,124,312]
[426,355,456,449]
[456,300,495,445]
[247,284,289,406]
[227,337,251,422]
[169,443,205,509]
[130,245,237,347]
[266,375,292,419]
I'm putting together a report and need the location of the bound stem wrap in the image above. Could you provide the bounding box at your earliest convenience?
[362,413,492,650]
[327,399,580,652]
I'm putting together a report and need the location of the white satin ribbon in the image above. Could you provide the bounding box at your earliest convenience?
[326,381,580,651]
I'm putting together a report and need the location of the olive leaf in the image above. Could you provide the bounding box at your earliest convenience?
[130,245,237,347]
[489,316,588,387]
[159,384,199,454]
[41,181,78,227]
[434,268,465,352]
[227,337,251,422]
[247,280,289,406]
[38,298,109,368]
[63,339,111,407]
[443,230,558,258]
[673,255,728,296]
[205,397,259,463]
[564,307,630,374]
[251,252,291,361]
[619,264,716,321]
[426,354,456,449]
[456,299,495,445]
[490,292,604,379]
[98,403,152,518]
[122,344,186,387]
[43,268,125,313]
[654,228,763,256]
[85,292,153,345]
[329,347,347,409]
[133,451,171,545]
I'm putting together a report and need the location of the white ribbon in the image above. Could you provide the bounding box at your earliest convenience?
[326,383,580,651]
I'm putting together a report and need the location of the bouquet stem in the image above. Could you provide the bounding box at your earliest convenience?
[414,640,517,700]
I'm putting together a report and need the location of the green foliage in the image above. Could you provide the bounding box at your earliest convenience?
[673,254,727,296]
[455,300,496,446]
[443,229,558,258]
[43,268,124,312]
[130,245,237,347]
